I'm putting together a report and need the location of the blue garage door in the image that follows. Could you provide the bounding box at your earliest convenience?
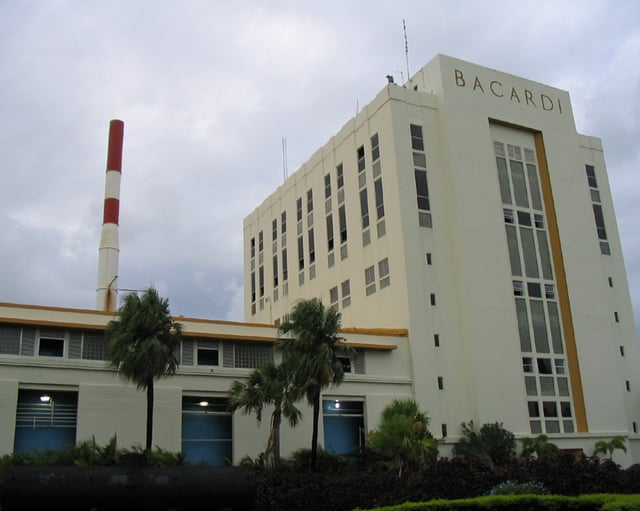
[14,389,77,453]
[182,396,232,466]
[323,399,364,456]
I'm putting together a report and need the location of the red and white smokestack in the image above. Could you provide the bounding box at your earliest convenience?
[96,119,124,312]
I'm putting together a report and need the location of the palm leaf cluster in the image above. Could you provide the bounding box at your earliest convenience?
[105,288,183,450]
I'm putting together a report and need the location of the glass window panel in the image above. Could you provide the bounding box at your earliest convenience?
[527,163,543,211]
[510,160,529,208]
[506,225,522,276]
[557,377,570,396]
[542,401,558,417]
[525,376,537,396]
[537,231,553,280]
[531,300,549,353]
[528,401,540,417]
[537,358,552,374]
[516,298,532,352]
[520,227,540,278]
[496,157,512,205]
[547,302,564,354]
[545,420,560,433]
[540,376,555,396]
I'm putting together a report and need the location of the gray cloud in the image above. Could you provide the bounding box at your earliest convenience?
[1,0,639,336]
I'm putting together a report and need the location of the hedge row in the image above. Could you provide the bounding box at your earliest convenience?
[357,494,640,511]
[256,455,640,511]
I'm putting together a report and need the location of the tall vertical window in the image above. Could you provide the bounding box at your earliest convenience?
[341,280,351,308]
[411,124,431,227]
[585,164,609,255]
[365,266,376,296]
[410,124,424,151]
[296,198,303,222]
[326,214,334,252]
[357,146,365,172]
[297,236,304,270]
[339,205,347,243]
[493,134,573,436]
[378,258,390,288]
[308,228,316,264]
[307,189,314,213]
[272,255,278,287]
[282,249,288,282]
[374,178,384,220]
[359,189,370,229]
[281,211,287,235]
[324,173,332,199]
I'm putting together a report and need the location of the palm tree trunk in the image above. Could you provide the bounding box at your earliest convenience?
[272,408,282,466]
[146,379,154,451]
[311,392,320,471]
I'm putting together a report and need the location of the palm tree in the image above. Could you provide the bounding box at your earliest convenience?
[105,287,183,451]
[227,361,302,467]
[367,398,438,477]
[594,435,627,460]
[520,434,559,460]
[276,297,355,471]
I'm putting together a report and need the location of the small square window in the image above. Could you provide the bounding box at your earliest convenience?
[197,348,219,366]
[503,209,514,224]
[517,211,531,226]
[534,214,544,229]
[537,358,553,374]
[528,401,540,417]
[39,338,64,357]
[544,284,555,299]
[542,401,557,417]
[513,281,524,296]
[522,357,533,373]
[554,359,565,375]
[527,283,541,297]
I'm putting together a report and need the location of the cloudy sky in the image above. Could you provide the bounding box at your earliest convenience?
[1,1,638,334]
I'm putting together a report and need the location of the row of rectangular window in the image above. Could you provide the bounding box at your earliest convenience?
[0,326,281,370]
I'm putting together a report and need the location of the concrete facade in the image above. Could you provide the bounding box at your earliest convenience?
[243,55,640,465]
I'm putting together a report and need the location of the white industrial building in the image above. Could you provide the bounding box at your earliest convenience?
[243,54,640,464]
[0,54,637,467]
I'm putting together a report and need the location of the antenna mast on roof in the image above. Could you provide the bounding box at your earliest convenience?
[403,19,410,83]
[282,137,288,181]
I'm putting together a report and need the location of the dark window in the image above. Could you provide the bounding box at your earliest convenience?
[586,164,597,188]
[528,401,540,417]
[272,219,277,241]
[374,178,384,219]
[296,198,303,222]
[410,124,424,151]
[339,206,347,243]
[537,358,553,374]
[39,338,64,357]
[326,215,334,251]
[434,334,440,347]
[371,133,380,161]
[336,164,344,189]
[415,169,430,211]
[297,237,304,270]
[357,146,365,172]
[324,174,331,199]
[308,228,315,264]
[359,189,370,228]
[197,348,219,366]
[281,211,287,234]
[307,189,313,213]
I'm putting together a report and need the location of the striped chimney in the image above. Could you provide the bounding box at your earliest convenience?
[96,119,124,312]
